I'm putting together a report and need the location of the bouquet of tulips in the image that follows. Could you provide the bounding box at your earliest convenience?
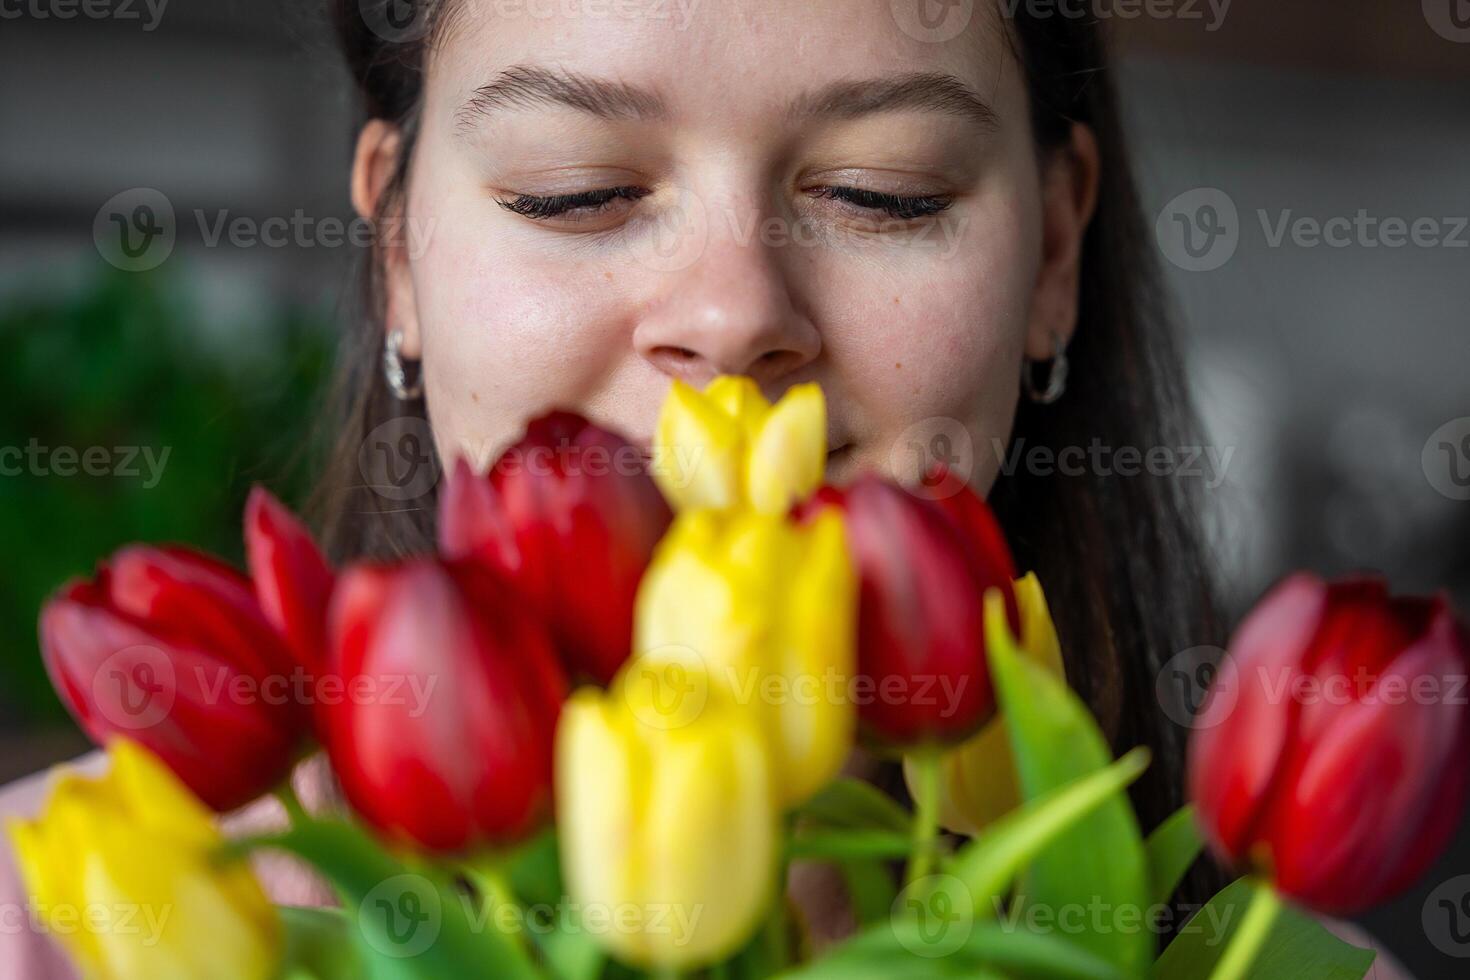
[10,378,1469,980]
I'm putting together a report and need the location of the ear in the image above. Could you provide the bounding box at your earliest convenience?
[351,120,421,358]
[1024,122,1100,361]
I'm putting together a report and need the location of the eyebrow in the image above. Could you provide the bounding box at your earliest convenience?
[454,66,999,135]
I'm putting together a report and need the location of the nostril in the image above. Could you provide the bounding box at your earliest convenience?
[653,346,699,363]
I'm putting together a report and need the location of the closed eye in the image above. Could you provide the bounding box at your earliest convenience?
[496,186,649,220]
[811,186,953,220]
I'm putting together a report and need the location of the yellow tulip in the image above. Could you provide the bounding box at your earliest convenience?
[6,739,280,980]
[904,573,1067,835]
[556,667,778,970]
[636,507,857,807]
[653,376,826,515]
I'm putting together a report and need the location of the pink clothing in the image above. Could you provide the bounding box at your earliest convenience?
[0,752,335,979]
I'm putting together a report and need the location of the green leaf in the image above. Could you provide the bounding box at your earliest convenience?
[941,748,1151,914]
[1152,878,1375,980]
[986,593,1152,975]
[795,778,912,834]
[786,829,916,862]
[1144,805,1204,908]
[528,918,604,980]
[838,860,900,928]
[253,818,542,980]
[278,907,362,980]
[500,829,565,909]
[780,919,1123,979]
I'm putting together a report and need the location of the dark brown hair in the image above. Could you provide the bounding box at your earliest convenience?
[318,0,1228,910]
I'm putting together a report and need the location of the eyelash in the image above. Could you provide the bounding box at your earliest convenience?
[496,185,953,221]
[810,186,954,220]
[496,186,649,220]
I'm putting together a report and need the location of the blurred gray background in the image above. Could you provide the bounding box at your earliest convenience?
[2,1,1467,975]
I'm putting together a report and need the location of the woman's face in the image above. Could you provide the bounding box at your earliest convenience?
[355,0,1097,493]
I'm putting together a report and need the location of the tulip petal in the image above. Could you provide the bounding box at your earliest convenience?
[439,457,520,567]
[40,589,301,813]
[702,375,770,438]
[645,707,776,967]
[1188,573,1327,863]
[1014,573,1064,678]
[1256,611,1470,914]
[325,559,565,850]
[636,510,858,808]
[7,740,280,980]
[745,383,826,516]
[773,509,856,805]
[654,380,745,511]
[558,675,777,970]
[106,546,293,681]
[245,487,335,671]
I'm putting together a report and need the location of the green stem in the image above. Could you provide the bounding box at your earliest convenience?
[762,813,799,969]
[461,866,525,950]
[275,780,309,828]
[1207,881,1282,980]
[905,747,942,889]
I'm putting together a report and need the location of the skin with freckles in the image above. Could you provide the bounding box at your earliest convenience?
[351,0,1100,493]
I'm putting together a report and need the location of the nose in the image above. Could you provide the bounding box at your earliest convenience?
[633,208,821,388]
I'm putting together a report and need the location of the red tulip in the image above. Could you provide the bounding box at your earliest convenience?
[439,411,672,684]
[40,546,306,811]
[1189,574,1470,915]
[806,473,1019,746]
[245,487,335,671]
[323,557,567,851]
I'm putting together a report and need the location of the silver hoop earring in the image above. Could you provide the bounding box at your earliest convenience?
[1023,332,1069,405]
[383,329,423,401]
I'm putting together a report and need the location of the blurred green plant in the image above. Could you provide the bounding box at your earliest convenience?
[0,270,335,729]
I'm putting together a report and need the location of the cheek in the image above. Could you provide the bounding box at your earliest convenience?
[403,178,633,465]
[815,179,1042,492]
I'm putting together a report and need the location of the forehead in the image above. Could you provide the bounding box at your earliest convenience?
[425,0,1020,124]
